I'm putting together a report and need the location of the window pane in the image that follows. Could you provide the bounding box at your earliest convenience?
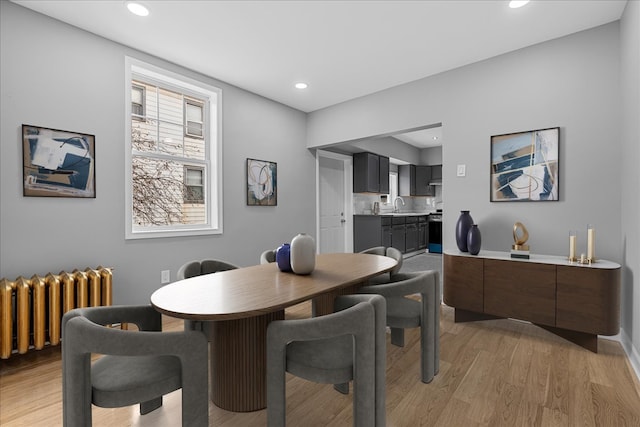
[184,135,206,160]
[132,86,143,104]
[132,156,206,225]
[186,168,202,185]
[131,119,158,152]
[158,121,184,156]
[158,87,183,124]
[186,102,203,121]
[186,121,203,137]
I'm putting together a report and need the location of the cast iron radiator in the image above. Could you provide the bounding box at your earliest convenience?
[0,267,113,359]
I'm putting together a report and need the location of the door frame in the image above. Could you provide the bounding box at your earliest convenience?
[316,149,353,253]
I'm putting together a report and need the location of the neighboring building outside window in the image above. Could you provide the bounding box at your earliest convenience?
[125,57,222,239]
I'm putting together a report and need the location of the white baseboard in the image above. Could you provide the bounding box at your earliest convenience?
[619,328,640,384]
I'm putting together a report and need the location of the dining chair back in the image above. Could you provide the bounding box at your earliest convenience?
[176,259,239,334]
[267,294,386,427]
[360,270,440,383]
[62,305,208,427]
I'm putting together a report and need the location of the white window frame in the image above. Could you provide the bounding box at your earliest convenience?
[125,57,222,239]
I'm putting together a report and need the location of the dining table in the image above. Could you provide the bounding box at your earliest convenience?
[150,252,397,412]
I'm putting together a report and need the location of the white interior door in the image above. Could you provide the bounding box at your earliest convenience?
[317,151,352,253]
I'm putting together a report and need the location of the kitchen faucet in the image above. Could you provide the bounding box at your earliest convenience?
[393,196,405,213]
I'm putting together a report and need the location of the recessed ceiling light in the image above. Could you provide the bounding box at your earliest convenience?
[127,1,149,17]
[509,0,530,8]
[294,82,308,90]
[432,136,438,140]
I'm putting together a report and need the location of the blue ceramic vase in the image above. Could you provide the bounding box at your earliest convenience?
[276,243,292,272]
[467,224,481,255]
[455,210,474,252]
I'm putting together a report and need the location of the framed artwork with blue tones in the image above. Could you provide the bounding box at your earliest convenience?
[490,127,559,202]
[246,158,277,206]
[22,124,96,198]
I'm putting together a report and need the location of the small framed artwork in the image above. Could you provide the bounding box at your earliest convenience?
[246,158,277,206]
[490,127,559,202]
[22,124,96,198]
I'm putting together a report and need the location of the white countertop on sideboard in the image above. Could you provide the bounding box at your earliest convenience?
[444,249,620,269]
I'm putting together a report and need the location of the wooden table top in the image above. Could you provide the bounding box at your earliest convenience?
[150,252,397,321]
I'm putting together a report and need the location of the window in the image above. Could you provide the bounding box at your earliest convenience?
[185,99,204,138]
[388,172,398,205]
[125,57,222,239]
[131,84,145,118]
[184,166,204,204]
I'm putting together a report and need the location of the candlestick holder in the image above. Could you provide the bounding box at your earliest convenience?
[568,230,577,262]
[587,224,596,263]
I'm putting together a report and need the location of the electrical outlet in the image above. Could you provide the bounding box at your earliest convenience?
[161,270,170,284]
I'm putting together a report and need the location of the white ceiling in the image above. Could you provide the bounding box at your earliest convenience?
[13,0,627,119]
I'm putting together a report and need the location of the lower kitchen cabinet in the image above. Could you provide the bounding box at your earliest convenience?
[418,216,428,249]
[353,215,382,252]
[354,214,427,254]
[382,217,392,248]
[405,217,419,253]
[391,217,406,253]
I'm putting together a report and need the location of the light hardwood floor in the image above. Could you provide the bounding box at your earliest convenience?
[2,302,639,426]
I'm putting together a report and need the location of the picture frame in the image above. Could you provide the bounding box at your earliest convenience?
[246,158,277,206]
[490,127,559,202]
[22,124,96,198]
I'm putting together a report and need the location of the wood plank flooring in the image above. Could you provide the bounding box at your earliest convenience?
[2,302,639,426]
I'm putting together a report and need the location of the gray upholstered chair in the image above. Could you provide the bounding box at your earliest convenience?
[267,294,386,427]
[177,259,239,279]
[260,249,277,264]
[61,305,208,427]
[360,270,440,383]
[359,246,403,284]
[177,259,239,334]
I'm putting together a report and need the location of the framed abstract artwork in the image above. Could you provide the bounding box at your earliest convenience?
[22,124,96,198]
[490,127,559,202]
[246,158,277,206]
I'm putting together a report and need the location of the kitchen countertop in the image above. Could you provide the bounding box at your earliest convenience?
[354,212,435,217]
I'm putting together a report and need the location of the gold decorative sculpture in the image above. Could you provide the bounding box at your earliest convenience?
[512,222,529,251]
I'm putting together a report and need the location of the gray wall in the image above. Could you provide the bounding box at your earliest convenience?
[308,21,638,358]
[620,0,640,365]
[0,2,315,304]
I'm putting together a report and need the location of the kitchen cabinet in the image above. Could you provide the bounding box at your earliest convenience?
[391,217,406,253]
[354,214,427,254]
[404,216,419,252]
[353,215,382,252]
[430,165,442,182]
[399,164,435,196]
[418,216,428,249]
[382,216,392,248]
[353,152,389,193]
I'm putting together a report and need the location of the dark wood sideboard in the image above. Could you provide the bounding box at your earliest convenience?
[443,250,620,352]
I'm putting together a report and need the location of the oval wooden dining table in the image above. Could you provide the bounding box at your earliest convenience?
[150,252,397,412]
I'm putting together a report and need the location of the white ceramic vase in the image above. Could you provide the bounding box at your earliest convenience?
[290,233,316,275]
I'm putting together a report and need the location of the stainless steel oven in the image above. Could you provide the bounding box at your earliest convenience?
[428,211,442,253]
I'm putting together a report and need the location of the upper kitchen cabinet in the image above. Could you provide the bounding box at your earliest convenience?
[430,165,442,183]
[399,164,434,196]
[353,152,389,193]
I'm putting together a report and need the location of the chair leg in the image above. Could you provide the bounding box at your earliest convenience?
[334,382,349,394]
[390,327,404,347]
[140,396,162,415]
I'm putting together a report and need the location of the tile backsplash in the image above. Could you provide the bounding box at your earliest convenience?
[353,190,441,215]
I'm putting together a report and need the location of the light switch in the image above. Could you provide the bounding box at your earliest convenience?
[457,164,466,177]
